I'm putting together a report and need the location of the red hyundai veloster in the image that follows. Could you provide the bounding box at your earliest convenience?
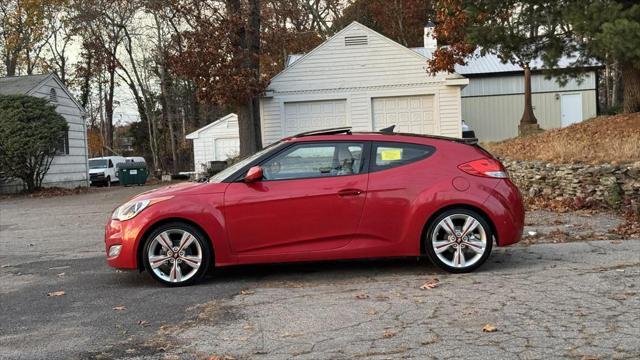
[105,128,524,286]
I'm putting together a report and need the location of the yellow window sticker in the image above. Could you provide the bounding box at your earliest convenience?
[380,148,402,161]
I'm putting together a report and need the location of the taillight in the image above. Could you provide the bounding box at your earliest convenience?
[458,158,508,178]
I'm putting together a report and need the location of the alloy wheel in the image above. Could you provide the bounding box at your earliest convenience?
[431,213,487,269]
[147,229,203,283]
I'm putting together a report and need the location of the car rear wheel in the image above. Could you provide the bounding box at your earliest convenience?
[425,209,493,273]
[142,222,211,286]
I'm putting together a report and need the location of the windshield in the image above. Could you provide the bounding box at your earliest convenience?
[209,142,281,183]
[89,159,108,169]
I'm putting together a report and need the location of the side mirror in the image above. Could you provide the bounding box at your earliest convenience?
[244,166,263,183]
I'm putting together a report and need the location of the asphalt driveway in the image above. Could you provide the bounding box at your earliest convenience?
[0,186,638,359]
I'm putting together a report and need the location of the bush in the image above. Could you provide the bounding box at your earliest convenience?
[0,95,68,192]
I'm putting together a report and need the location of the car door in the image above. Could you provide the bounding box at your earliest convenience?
[224,141,369,256]
[108,159,116,179]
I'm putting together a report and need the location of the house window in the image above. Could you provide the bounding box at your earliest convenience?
[56,131,69,155]
[49,88,58,103]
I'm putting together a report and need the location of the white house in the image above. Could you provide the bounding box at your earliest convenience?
[186,113,239,174]
[0,73,89,193]
[260,21,468,145]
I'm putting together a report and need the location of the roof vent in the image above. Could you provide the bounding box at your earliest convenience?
[345,35,368,46]
[49,88,58,103]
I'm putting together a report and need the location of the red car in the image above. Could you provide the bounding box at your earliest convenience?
[105,128,524,286]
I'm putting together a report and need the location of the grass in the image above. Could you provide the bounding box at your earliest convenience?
[483,112,640,165]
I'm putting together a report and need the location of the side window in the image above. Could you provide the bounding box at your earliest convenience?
[109,159,114,168]
[372,142,434,171]
[261,142,364,181]
[55,131,69,155]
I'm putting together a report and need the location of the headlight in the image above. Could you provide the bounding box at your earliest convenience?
[111,196,173,221]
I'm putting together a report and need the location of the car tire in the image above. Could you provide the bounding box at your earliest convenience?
[425,209,493,273]
[106,176,111,187]
[142,222,212,287]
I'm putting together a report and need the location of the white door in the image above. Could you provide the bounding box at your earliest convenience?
[214,138,240,161]
[284,99,347,136]
[372,95,434,134]
[561,93,583,127]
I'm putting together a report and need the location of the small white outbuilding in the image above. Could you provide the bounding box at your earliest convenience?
[186,113,239,174]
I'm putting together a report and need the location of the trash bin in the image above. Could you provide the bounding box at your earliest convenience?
[117,162,149,186]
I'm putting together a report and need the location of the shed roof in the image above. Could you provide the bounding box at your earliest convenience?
[286,47,600,76]
[186,113,238,140]
[0,74,51,95]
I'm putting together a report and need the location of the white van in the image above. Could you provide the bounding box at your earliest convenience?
[89,156,126,186]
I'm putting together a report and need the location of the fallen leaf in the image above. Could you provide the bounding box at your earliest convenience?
[383,329,396,338]
[239,290,255,295]
[47,291,66,297]
[610,240,622,245]
[113,306,127,311]
[580,356,599,360]
[57,272,65,277]
[1,264,10,268]
[366,308,377,315]
[420,278,440,290]
[137,320,149,327]
[355,293,369,300]
[207,355,236,360]
[482,324,498,332]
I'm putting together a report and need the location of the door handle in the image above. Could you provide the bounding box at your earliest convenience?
[338,189,363,197]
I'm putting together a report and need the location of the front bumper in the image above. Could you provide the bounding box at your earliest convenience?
[105,217,143,269]
[90,173,107,184]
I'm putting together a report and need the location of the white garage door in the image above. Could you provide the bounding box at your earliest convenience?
[284,99,347,136]
[372,95,434,134]
[214,138,239,161]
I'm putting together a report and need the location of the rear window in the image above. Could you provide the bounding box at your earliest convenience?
[371,142,434,171]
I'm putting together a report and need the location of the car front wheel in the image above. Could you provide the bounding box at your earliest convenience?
[142,222,211,286]
[425,209,493,273]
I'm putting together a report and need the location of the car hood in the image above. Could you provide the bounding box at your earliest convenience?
[131,181,227,201]
[89,168,106,174]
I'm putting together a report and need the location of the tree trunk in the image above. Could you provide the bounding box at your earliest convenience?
[621,62,640,114]
[105,65,116,149]
[237,102,254,157]
[520,65,538,125]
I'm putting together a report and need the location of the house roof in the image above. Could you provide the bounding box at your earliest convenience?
[186,113,238,140]
[286,46,600,76]
[0,73,86,114]
[273,21,446,84]
[0,74,51,95]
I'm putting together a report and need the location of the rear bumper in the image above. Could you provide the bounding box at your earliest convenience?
[484,179,525,247]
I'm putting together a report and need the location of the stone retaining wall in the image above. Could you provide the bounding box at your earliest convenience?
[501,159,640,206]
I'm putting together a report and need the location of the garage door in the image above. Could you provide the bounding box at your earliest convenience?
[214,138,240,161]
[372,95,434,134]
[284,99,347,136]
